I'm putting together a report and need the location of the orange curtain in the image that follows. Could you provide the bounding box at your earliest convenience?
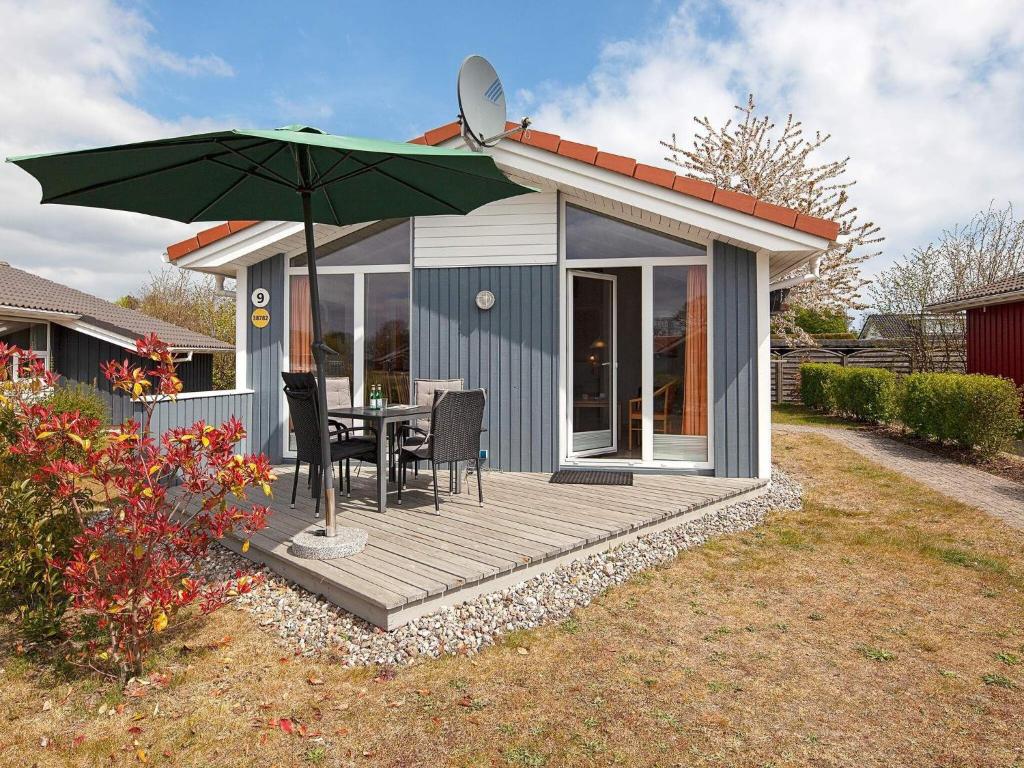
[682,266,708,436]
[289,276,313,373]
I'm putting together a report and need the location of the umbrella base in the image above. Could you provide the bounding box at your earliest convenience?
[289,526,367,560]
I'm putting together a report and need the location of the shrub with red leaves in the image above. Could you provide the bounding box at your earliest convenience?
[3,334,273,679]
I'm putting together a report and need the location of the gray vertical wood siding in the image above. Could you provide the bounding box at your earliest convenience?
[410,266,558,472]
[246,254,285,462]
[51,325,215,425]
[712,240,760,478]
[141,391,254,453]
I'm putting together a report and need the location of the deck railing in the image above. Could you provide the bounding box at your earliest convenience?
[136,389,255,452]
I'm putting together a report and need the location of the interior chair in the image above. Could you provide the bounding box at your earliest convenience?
[281,372,377,516]
[628,381,676,451]
[397,389,486,513]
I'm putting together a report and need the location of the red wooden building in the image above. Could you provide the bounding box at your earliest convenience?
[929,273,1024,392]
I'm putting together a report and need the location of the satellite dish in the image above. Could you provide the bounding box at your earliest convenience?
[457,55,530,150]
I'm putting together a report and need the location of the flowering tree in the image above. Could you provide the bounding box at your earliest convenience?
[663,95,882,341]
[870,202,1024,371]
[2,335,273,680]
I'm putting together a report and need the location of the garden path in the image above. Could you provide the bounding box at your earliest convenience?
[774,424,1023,530]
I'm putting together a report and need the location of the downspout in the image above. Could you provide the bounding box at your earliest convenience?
[769,255,821,292]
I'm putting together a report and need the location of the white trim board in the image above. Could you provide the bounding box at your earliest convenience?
[169,138,828,275]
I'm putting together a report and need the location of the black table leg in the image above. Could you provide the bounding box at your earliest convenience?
[375,419,387,513]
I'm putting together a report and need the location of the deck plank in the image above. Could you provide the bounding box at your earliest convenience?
[207,466,766,626]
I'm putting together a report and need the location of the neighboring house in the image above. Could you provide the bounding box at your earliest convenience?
[0,262,232,421]
[859,313,920,340]
[165,122,839,480]
[928,273,1024,394]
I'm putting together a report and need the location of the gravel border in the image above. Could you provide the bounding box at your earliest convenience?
[203,468,802,666]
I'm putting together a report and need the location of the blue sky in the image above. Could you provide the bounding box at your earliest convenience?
[2,0,1023,303]
[135,1,678,140]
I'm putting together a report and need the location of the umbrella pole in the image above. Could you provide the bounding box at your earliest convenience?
[300,188,337,537]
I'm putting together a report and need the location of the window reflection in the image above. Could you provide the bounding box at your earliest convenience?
[364,272,409,404]
[653,265,708,460]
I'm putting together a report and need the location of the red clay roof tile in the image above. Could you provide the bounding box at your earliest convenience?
[423,121,461,145]
[712,188,757,215]
[556,139,598,164]
[594,151,636,176]
[672,175,716,201]
[753,200,798,228]
[167,123,839,259]
[518,129,561,153]
[633,163,676,189]
[794,213,841,240]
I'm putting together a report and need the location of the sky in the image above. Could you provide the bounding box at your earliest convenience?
[2,0,1023,302]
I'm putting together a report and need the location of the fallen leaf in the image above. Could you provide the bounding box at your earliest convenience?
[457,696,474,708]
[127,726,143,735]
[430,717,442,727]
[334,727,351,737]
[416,689,431,697]
[73,734,86,748]
[42,700,52,711]
[279,718,294,735]
[307,677,324,686]
[136,748,148,763]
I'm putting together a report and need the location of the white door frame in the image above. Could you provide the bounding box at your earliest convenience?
[557,194,715,471]
[566,270,618,458]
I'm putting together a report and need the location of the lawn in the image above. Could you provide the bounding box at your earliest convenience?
[2,432,1023,767]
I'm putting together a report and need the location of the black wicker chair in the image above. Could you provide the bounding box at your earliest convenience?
[281,372,377,516]
[397,389,486,513]
[398,378,464,484]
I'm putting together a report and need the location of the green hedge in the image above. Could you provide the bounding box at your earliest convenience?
[799,363,898,421]
[800,363,839,411]
[898,372,1023,456]
[835,367,900,422]
[799,363,1024,455]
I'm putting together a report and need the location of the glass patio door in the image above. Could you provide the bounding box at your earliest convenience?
[568,271,617,456]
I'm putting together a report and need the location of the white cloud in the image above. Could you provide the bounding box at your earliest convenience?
[0,0,234,299]
[526,0,1024,278]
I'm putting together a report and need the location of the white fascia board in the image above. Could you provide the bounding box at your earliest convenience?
[0,305,80,322]
[471,139,832,256]
[62,320,139,351]
[927,290,1024,313]
[62,320,228,354]
[169,221,304,272]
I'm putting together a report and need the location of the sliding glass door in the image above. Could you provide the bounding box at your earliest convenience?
[568,271,617,457]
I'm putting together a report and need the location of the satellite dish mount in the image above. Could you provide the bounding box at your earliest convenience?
[457,54,531,152]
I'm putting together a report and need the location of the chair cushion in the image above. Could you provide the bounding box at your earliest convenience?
[413,378,463,432]
[400,442,431,461]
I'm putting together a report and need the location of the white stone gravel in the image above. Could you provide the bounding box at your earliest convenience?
[202,467,802,666]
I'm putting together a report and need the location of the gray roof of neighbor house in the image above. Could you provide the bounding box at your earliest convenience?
[858,313,919,339]
[0,262,233,352]
[927,272,1024,312]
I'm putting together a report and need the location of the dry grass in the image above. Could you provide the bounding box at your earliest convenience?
[2,432,1023,767]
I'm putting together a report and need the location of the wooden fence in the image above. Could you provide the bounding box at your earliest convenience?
[771,348,913,404]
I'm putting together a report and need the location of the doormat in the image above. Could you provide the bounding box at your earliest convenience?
[549,470,633,486]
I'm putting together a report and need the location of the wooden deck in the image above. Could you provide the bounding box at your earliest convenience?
[223,465,766,629]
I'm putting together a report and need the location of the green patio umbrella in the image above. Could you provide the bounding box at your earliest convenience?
[8,126,533,542]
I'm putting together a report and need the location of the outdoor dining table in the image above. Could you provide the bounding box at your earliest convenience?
[328,403,432,514]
